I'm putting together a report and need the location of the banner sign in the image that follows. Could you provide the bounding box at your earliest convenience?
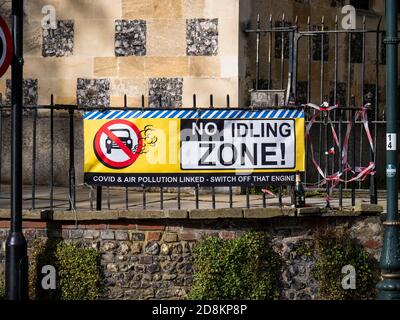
[84,109,305,187]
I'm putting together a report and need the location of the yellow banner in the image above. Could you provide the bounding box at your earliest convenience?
[84,109,305,187]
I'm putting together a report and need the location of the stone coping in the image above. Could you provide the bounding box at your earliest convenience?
[0,204,383,222]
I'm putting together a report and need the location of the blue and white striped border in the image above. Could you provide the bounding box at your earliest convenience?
[83,109,304,120]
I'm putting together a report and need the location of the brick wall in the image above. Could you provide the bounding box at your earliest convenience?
[0,215,383,300]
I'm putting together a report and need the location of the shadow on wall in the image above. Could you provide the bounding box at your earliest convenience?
[0,112,84,187]
[0,0,111,98]
[0,1,110,186]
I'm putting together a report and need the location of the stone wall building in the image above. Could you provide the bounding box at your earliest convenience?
[0,0,389,109]
[0,0,388,301]
[1,0,240,108]
[0,1,392,185]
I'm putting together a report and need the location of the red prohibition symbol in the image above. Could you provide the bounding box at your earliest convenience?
[0,16,13,78]
[94,119,143,169]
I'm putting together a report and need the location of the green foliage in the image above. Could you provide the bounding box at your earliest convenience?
[30,239,101,300]
[188,232,282,300]
[313,229,379,300]
[0,275,4,300]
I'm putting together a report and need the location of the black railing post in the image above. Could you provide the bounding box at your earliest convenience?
[6,0,28,300]
[255,13,260,90]
[50,95,54,209]
[31,100,37,209]
[68,105,76,210]
[96,186,102,211]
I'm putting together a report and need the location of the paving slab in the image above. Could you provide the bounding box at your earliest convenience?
[0,184,390,216]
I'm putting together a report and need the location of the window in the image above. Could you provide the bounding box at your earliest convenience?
[330,0,345,7]
[350,33,363,64]
[312,25,329,62]
[274,21,292,59]
[350,0,370,11]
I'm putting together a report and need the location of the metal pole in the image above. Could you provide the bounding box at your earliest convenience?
[5,0,28,300]
[96,186,102,211]
[377,0,400,300]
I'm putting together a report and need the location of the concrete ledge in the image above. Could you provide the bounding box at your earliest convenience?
[0,209,48,220]
[189,208,243,219]
[118,210,188,220]
[158,210,188,219]
[23,210,48,220]
[243,207,292,219]
[118,210,165,219]
[329,209,356,217]
[51,210,119,221]
[0,207,382,222]
[354,204,384,215]
[297,207,322,216]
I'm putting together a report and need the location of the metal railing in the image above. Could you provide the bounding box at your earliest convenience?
[0,13,389,213]
[244,13,387,208]
[0,97,385,212]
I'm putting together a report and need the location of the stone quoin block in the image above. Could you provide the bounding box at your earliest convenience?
[163,233,178,243]
[42,20,74,57]
[130,232,145,241]
[186,18,218,56]
[77,78,110,108]
[147,19,186,56]
[148,77,183,108]
[144,57,189,77]
[100,230,115,240]
[69,229,84,239]
[115,19,146,56]
[83,229,100,240]
[5,79,38,106]
[115,231,129,241]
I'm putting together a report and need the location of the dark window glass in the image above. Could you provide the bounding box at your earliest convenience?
[381,32,386,65]
[330,0,345,7]
[329,82,347,108]
[312,25,329,62]
[350,33,363,64]
[350,0,370,11]
[296,81,308,104]
[274,21,292,59]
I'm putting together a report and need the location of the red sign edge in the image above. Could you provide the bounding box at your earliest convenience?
[0,16,13,78]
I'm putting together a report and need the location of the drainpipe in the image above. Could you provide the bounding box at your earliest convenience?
[377,0,400,300]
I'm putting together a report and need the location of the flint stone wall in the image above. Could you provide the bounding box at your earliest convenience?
[0,215,383,300]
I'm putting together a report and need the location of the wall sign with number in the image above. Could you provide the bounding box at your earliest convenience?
[387,133,397,151]
[83,109,305,187]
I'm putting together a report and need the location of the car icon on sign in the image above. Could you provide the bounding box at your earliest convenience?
[106,129,133,154]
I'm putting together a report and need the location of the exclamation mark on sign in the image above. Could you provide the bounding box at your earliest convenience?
[281,143,285,165]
